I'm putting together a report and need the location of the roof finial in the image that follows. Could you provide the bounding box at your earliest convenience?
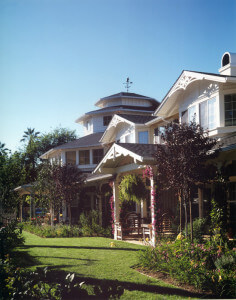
[123,77,133,92]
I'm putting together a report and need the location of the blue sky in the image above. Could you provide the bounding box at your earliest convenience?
[0,0,235,152]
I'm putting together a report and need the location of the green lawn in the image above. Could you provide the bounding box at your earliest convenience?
[18,231,202,299]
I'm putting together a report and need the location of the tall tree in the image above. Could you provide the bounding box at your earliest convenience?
[21,128,40,182]
[154,121,218,240]
[38,127,77,157]
[53,164,84,225]
[0,146,26,213]
[35,163,84,225]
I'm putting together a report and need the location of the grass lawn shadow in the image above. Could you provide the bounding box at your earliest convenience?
[21,245,140,251]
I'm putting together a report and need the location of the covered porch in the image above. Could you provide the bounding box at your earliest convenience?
[93,143,158,245]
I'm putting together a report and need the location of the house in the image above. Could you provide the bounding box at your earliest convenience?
[39,92,159,224]
[94,52,236,243]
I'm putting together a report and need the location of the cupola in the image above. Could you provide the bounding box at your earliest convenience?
[219,52,236,76]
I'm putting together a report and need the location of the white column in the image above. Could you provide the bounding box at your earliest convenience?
[141,199,147,219]
[89,149,93,165]
[61,151,66,166]
[150,170,156,246]
[113,177,120,240]
[76,150,79,165]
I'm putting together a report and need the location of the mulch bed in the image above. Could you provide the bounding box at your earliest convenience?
[135,267,215,298]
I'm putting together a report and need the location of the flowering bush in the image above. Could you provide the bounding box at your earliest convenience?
[138,239,236,298]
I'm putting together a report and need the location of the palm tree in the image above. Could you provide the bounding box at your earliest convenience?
[0,142,9,156]
[21,128,40,145]
[21,128,40,182]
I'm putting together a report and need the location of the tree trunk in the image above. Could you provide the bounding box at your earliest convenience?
[50,203,54,227]
[183,198,188,237]
[189,197,193,242]
[178,190,182,233]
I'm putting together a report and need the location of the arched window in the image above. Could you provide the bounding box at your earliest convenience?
[222,53,230,67]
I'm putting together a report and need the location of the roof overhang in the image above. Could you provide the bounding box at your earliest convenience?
[14,184,35,196]
[93,143,155,175]
[100,114,145,144]
[155,70,236,118]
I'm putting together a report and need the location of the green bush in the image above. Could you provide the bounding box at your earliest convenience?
[22,222,82,238]
[0,220,24,261]
[1,258,124,299]
[79,210,111,237]
[22,214,112,238]
[138,239,236,298]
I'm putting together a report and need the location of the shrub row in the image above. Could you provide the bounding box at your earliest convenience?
[138,238,236,298]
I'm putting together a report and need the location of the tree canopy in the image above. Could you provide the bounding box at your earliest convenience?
[154,121,218,238]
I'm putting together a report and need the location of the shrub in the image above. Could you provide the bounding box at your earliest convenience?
[79,210,111,237]
[138,239,236,298]
[0,220,24,261]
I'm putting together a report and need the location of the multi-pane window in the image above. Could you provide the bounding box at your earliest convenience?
[79,150,90,165]
[200,97,216,130]
[138,131,148,144]
[225,94,236,126]
[66,151,76,165]
[103,116,112,126]
[92,149,104,164]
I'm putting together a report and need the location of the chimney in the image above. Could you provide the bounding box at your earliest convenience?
[219,52,236,76]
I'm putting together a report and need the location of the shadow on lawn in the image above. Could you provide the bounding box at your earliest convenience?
[40,267,210,299]
[76,276,211,298]
[21,245,140,251]
[15,249,211,298]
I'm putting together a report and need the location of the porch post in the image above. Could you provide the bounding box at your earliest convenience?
[113,176,120,240]
[141,200,147,219]
[198,188,203,218]
[150,169,156,246]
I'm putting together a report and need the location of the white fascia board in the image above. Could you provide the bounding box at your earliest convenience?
[40,148,58,159]
[75,114,89,124]
[100,114,135,144]
[145,117,162,126]
[93,143,154,174]
[93,143,116,173]
[154,70,232,117]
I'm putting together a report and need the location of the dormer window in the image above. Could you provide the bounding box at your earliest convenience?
[222,53,230,67]
[103,116,112,126]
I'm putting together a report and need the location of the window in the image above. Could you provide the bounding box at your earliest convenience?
[79,150,90,165]
[66,151,76,165]
[225,94,236,126]
[92,149,103,164]
[188,105,196,123]
[103,116,112,126]
[138,131,148,144]
[86,120,91,131]
[154,126,165,144]
[200,97,216,130]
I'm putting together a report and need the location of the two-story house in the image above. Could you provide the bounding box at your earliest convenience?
[40,92,159,223]
[94,52,236,242]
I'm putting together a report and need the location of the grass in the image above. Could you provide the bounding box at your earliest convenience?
[17,231,203,299]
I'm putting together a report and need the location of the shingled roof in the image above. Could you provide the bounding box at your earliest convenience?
[117,143,157,158]
[117,114,156,124]
[53,132,103,150]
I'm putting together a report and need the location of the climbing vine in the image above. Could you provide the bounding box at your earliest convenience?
[143,166,161,242]
[119,174,148,204]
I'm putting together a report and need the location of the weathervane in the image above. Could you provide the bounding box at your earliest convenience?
[123,77,133,92]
